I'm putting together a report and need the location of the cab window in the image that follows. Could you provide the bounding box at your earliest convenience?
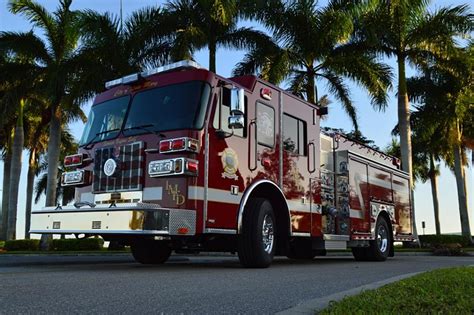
[283,113,307,155]
[256,102,275,147]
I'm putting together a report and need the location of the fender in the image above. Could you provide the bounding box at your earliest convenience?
[237,179,291,235]
[370,202,395,239]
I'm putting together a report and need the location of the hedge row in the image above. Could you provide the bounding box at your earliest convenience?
[418,235,472,247]
[2,238,104,251]
[4,239,40,251]
[50,238,104,251]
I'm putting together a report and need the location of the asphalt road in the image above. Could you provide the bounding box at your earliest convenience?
[0,253,473,314]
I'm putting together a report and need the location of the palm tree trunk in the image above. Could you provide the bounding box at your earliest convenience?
[306,70,316,104]
[429,154,441,235]
[25,147,36,240]
[0,147,12,240]
[42,104,62,249]
[397,55,418,239]
[209,35,217,73]
[453,120,472,241]
[7,100,25,240]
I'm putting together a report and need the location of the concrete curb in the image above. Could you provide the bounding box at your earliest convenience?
[276,272,422,315]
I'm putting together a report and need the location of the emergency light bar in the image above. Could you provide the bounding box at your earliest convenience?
[105,60,204,89]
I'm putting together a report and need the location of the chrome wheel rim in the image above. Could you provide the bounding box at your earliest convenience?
[377,225,388,253]
[262,214,274,254]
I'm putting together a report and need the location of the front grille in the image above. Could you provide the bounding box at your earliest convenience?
[93,142,144,193]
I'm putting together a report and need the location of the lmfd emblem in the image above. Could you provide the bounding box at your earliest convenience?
[103,158,117,177]
[219,148,239,180]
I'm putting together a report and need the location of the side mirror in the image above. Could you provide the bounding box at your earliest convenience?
[228,88,245,129]
[230,88,245,116]
[228,115,244,129]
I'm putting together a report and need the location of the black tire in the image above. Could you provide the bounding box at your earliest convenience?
[238,198,276,268]
[131,241,172,264]
[353,217,391,262]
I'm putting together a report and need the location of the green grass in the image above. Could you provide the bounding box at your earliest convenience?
[319,267,474,315]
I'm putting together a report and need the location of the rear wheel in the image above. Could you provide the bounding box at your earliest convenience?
[131,241,172,264]
[238,198,276,268]
[352,217,391,261]
[371,217,391,261]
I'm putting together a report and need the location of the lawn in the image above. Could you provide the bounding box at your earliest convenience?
[319,267,474,314]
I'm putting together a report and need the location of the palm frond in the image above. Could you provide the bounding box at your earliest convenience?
[318,69,358,131]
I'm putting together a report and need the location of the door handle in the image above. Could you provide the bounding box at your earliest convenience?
[308,142,315,173]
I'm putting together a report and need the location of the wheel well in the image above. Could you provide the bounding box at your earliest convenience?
[377,211,394,257]
[238,181,291,253]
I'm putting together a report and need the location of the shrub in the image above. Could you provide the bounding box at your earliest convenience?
[0,241,5,249]
[418,235,471,248]
[432,243,469,256]
[50,238,104,251]
[4,239,40,251]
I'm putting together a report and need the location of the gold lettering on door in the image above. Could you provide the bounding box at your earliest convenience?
[166,181,185,205]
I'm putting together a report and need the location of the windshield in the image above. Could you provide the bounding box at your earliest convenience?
[123,81,211,136]
[79,96,130,145]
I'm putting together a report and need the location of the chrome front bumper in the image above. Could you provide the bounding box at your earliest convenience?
[30,203,197,236]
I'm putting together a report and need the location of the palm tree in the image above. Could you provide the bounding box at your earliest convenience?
[406,45,473,241]
[0,52,41,240]
[358,0,473,191]
[75,7,172,94]
[165,0,270,72]
[3,0,82,215]
[33,129,79,207]
[233,0,392,131]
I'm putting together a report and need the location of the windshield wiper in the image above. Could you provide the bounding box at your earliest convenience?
[83,128,120,150]
[123,124,165,138]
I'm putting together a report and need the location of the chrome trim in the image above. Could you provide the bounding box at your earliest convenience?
[237,179,291,235]
[324,240,347,250]
[370,202,396,238]
[204,228,237,235]
[292,232,310,237]
[159,137,199,154]
[61,170,86,186]
[148,158,198,177]
[203,89,213,232]
[323,234,350,241]
[279,90,283,188]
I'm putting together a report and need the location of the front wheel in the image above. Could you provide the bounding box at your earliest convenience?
[131,241,172,264]
[238,198,276,268]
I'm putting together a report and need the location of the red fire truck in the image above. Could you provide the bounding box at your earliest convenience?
[30,61,414,267]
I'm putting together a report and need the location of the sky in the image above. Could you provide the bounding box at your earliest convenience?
[0,0,472,238]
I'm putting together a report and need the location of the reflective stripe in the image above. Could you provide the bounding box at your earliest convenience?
[189,186,241,204]
[287,200,321,213]
[350,209,364,219]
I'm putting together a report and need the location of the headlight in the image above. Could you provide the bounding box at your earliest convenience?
[62,170,85,186]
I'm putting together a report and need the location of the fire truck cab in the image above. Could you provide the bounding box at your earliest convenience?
[30,61,414,267]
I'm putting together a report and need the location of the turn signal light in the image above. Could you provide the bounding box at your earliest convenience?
[159,141,172,152]
[159,137,199,153]
[64,154,84,167]
[186,160,198,174]
[172,138,186,150]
